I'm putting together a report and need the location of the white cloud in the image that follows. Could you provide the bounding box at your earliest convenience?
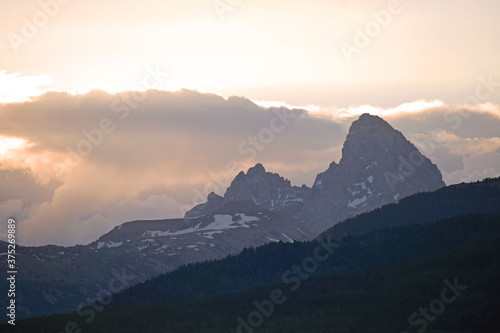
[0,71,54,103]
[445,152,500,185]
[331,100,446,118]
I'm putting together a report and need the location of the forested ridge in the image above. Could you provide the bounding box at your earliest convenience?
[5,213,500,333]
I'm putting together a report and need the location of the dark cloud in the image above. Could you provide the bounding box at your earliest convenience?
[0,167,61,206]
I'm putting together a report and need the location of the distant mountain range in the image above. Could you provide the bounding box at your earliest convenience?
[0,201,310,320]
[187,114,445,234]
[4,178,500,332]
[0,113,461,321]
[105,177,500,309]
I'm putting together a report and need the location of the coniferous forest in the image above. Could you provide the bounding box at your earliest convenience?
[4,212,500,333]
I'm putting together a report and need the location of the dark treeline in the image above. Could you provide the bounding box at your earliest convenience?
[108,177,500,307]
[3,177,500,332]
[5,213,500,333]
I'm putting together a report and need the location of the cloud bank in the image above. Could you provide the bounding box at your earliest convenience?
[0,89,499,245]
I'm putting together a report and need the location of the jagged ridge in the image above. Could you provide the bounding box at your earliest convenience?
[185,113,446,235]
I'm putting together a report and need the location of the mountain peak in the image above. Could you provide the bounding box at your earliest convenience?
[184,162,309,220]
[358,112,383,120]
[247,163,266,176]
[207,192,220,200]
[184,192,223,218]
[305,113,445,234]
[185,113,445,236]
[340,113,407,166]
[346,113,394,138]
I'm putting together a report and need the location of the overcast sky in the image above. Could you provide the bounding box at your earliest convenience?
[0,0,499,245]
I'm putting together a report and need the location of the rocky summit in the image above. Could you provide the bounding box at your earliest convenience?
[186,113,445,235]
[184,192,224,218]
[304,113,445,234]
[223,163,311,220]
[186,163,311,221]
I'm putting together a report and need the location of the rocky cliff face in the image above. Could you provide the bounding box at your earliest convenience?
[185,163,310,220]
[223,163,310,220]
[185,113,445,236]
[303,113,445,234]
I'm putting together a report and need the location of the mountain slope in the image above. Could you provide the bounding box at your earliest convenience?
[95,177,500,308]
[0,202,310,321]
[322,176,500,240]
[6,213,500,333]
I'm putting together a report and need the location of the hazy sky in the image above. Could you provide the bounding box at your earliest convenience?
[1,0,499,105]
[0,0,499,245]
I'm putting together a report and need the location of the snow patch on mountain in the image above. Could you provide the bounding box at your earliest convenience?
[281,233,294,242]
[202,231,223,239]
[107,241,123,248]
[348,195,368,208]
[97,241,123,249]
[142,214,261,240]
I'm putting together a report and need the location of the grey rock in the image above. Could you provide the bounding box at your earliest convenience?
[223,163,310,220]
[303,113,445,234]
